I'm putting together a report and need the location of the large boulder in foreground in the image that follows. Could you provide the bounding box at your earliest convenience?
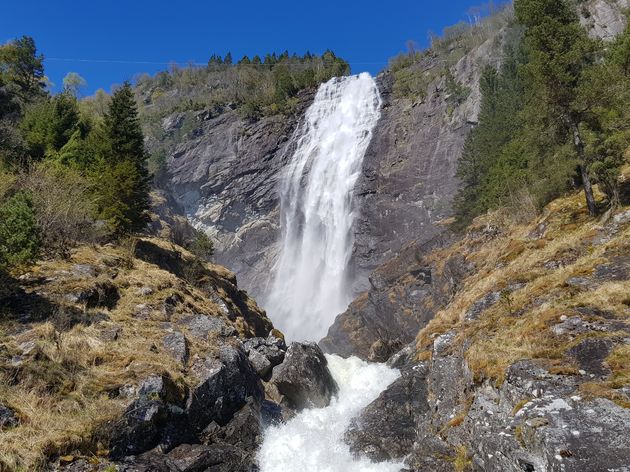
[186,344,263,432]
[271,342,338,411]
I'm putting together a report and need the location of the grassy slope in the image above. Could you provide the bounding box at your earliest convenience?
[416,166,630,408]
[0,237,270,471]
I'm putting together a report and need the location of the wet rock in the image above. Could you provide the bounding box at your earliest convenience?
[0,404,18,429]
[271,342,338,411]
[202,398,262,451]
[162,330,189,364]
[186,344,263,433]
[167,443,256,472]
[261,399,283,427]
[346,363,429,461]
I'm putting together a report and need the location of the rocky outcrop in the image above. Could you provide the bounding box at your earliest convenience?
[344,195,630,470]
[320,235,471,361]
[581,0,630,41]
[271,342,338,411]
[347,331,630,472]
[345,363,430,462]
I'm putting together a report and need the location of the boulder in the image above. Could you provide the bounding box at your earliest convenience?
[162,330,189,364]
[271,342,338,411]
[109,397,169,459]
[167,443,256,472]
[201,398,262,451]
[247,348,272,379]
[186,344,263,432]
[109,375,191,459]
[346,364,430,461]
[243,335,286,380]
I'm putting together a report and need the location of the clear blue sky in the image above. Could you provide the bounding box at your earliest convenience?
[3,0,490,96]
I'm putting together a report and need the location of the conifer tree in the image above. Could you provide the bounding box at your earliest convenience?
[97,82,149,235]
[515,0,599,215]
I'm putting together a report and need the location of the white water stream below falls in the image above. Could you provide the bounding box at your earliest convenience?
[258,355,403,471]
[260,74,403,471]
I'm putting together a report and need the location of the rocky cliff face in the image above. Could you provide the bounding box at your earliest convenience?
[350,32,503,290]
[153,18,506,303]
[155,89,315,300]
[344,194,630,471]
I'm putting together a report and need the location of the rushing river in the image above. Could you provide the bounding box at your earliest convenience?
[258,355,403,472]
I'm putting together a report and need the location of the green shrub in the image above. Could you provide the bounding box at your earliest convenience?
[23,162,102,256]
[0,191,41,269]
[187,229,215,262]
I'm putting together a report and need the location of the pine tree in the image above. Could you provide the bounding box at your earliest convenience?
[97,82,150,235]
[0,36,45,105]
[515,0,600,215]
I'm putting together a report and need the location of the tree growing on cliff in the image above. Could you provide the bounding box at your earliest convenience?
[515,0,600,215]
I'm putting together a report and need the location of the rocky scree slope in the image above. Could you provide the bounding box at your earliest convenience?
[0,237,337,472]
[341,184,630,471]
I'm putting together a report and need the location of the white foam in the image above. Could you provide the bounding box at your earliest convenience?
[258,355,403,472]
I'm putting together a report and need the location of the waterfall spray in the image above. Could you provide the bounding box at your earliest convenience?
[265,73,381,342]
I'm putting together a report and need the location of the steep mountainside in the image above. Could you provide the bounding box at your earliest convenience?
[146,89,316,300]
[343,185,630,471]
[149,24,506,301]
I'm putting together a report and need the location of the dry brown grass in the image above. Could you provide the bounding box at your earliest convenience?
[0,237,258,471]
[416,190,630,386]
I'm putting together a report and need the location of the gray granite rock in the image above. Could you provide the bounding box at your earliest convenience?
[271,342,338,411]
[162,330,189,364]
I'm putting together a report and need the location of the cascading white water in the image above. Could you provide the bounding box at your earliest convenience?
[258,355,403,472]
[259,74,402,472]
[265,72,382,342]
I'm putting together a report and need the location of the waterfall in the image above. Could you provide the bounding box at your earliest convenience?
[260,73,401,472]
[265,72,382,342]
